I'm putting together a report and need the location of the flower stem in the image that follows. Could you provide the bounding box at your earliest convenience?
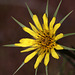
[46,66,48,75]
[35,68,38,75]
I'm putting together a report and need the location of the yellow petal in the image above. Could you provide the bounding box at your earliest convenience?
[34,53,45,69]
[14,38,35,47]
[20,47,36,53]
[43,13,48,30]
[49,17,56,30]
[53,23,61,34]
[15,43,31,47]
[51,49,59,59]
[29,22,38,32]
[49,17,56,35]
[19,38,35,43]
[55,44,63,50]
[55,33,64,41]
[23,27,38,38]
[24,50,37,63]
[44,53,50,66]
[33,15,42,31]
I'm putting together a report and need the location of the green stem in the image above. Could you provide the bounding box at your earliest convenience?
[46,66,48,75]
[35,68,38,75]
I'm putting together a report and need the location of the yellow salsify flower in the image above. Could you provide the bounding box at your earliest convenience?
[4,0,75,75]
[14,14,63,69]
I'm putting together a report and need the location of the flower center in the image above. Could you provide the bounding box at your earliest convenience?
[36,30,56,52]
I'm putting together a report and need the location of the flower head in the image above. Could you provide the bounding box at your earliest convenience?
[15,13,64,68]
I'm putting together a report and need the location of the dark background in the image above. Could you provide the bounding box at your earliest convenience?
[0,0,75,75]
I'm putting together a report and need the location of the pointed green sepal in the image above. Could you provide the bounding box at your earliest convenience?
[35,67,38,75]
[13,62,25,75]
[63,33,75,38]
[61,45,75,51]
[25,3,33,19]
[12,16,25,27]
[45,0,49,17]
[53,0,62,17]
[60,10,73,24]
[45,66,48,75]
[3,44,17,47]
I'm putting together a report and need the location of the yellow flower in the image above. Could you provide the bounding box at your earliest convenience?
[14,13,64,69]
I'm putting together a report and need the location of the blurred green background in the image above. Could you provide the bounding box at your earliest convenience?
[0,0,75,75]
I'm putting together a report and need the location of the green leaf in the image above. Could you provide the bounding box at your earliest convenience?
[35,67,38,75]
[63,33,75,38]
[13,62,25,75]
[3,44,17,47]
[53,0,62,17]
[12,16,25,27]
[60,45,75,51]
[60,10,73,24]
[45,0,49,17]
[25,3,33,19]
